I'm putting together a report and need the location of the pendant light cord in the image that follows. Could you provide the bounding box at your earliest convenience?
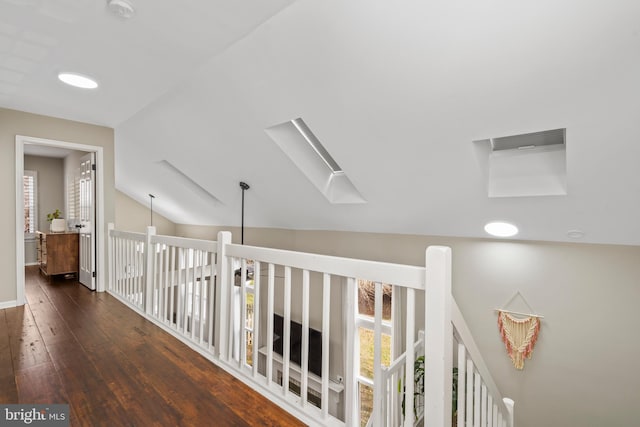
[239,182,250,244]
[149,194,155,226]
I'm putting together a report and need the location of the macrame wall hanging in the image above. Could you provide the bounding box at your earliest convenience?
[495,292,543,370]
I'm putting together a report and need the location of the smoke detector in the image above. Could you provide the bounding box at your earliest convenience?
[107,0,135,19]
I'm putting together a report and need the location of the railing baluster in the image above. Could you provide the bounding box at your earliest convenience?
[199,250,206,345]
[403,287,415,427]
[488,394,493,427]
[321,272,330,420]
[300,269,310,408]
[117,237,121,294]
[282,266,292,397]
[457,343,466,427]
[474,371,481,427]
[132,239,138,304]
[190,249,197,340]
[156,243,167,322]
[107,225,113,291]
[252,261,261,377]
[126,238,131,302]
[137,239,142,306]
[344,277,357,426]
[240,258,247,368]
[123,238,127,298]
[134,239,139,305]
[481,383,487,427]
[134,242,140,306]
[115,237,120,295]
[373,282,383,426]
[170,246,176,328]
[156,242,162,316]
[207,251,215,350]
[176,248,187,334]
[466,359,474,427]
[164,244,170,323]
[120,237,125,297]
[266,262,275,386]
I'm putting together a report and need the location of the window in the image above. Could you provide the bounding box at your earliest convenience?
[67,169,80,221]
[23,170,37,236]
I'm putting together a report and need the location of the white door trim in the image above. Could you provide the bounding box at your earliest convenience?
[15,135,106,305]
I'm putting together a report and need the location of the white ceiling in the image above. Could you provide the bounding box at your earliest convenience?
[3,0,639,246]
[3,1,640,425]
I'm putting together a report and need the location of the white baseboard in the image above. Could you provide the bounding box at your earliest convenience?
[0,300,18,310]
[25,262,39,266]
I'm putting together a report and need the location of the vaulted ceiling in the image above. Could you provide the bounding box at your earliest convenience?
[3,0,639,246]
[3,1,640,426]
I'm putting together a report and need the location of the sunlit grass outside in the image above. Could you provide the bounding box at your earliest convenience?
[359,327,391,426]
[245,292,254,366]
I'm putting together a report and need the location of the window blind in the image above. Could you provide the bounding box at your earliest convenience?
[24,170,37,234]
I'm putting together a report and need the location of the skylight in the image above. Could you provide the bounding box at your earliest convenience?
[265,118,366,204]
[474,128,567,198]
[290,118,342,173]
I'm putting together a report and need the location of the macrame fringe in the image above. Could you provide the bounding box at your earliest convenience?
[497,310,540,370]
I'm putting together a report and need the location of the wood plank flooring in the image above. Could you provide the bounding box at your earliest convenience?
[0,267,305,427]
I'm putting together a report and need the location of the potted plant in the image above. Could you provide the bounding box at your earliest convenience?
[47,209,66,232]
[401,358,459,425]
[401,355,425,422]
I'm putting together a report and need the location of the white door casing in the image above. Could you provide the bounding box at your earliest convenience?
[16,135,106,307]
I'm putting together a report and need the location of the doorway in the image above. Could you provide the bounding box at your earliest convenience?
[15,135,106,305]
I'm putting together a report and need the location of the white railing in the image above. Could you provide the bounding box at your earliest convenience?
[381,331,425,427]
[108,229,146,312]
[107,224,514,427]
[453,302,514,427]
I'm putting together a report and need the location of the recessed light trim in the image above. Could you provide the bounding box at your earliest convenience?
[567,230,585,239]
[485,221,519,237]
[58,72,99,89]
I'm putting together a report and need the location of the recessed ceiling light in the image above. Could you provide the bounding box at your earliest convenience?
[58,72,99,89]
[484,221,519,237]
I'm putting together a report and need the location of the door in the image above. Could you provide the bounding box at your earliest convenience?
[79,153,95,290]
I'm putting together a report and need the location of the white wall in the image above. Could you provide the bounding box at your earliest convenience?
[24,155,65,234]
[23,155,65,265]
[115,190,176,236]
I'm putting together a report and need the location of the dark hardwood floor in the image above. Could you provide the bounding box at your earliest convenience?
[0,266,304,426]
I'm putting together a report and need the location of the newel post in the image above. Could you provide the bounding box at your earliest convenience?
[215,231,232,360]
[144,226,156,315]
[424,246,453,427]
[107,223,114,292]
[504,398,515,427]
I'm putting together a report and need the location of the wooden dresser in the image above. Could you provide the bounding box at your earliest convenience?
[36,231,79,277]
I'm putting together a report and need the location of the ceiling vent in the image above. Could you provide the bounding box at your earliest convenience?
[107,0,135,19]
[477,128,567,198]
[265,118,366,204]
